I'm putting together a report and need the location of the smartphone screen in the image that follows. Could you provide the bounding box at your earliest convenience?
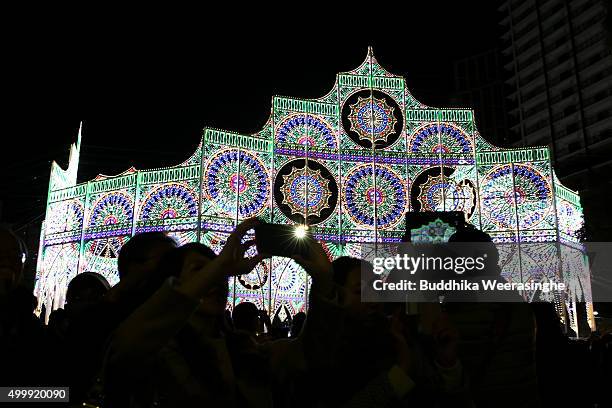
[410,219,456,243]
[406,211,464,243]
[255,223,312,258]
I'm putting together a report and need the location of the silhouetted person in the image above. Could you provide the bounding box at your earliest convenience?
[290,311,306,338]
[0,227,44,386]
[302,256,468,407]
[66,272,110,309]
[0,227,27,298]
[271,305,292,339]
[60,232,177,403]
[105,221,262,405]
[232,301,259,337]
[531,302,569,408]
[108,231,178,308]
[105,218,339,407]
[48,271,111,338]
[444,227,539,408]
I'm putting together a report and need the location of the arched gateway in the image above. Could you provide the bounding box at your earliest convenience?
[36,48,592,333]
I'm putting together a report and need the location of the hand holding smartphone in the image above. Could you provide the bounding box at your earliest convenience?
[254,223,313,258]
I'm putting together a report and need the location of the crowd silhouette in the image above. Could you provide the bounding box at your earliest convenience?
[0,219,611,407]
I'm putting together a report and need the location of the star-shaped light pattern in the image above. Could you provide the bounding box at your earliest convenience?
[348,95,397,143]
[280,165,331,218]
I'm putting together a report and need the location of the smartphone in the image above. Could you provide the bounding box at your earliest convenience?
[405,211,465,243]
[255,223,312,258]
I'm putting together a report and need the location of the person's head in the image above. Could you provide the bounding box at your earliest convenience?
[161,242,224,316]
[232,301,259,335]
[0,227,27,295]
[65,272,110,314]
[182,243,226,316]
[448,227,500,276]
[332,256,376,315]
[117,232,178,280]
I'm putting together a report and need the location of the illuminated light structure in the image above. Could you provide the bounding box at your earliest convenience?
[36,48,593,333]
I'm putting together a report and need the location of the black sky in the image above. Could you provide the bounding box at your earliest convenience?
[1,5,501,227]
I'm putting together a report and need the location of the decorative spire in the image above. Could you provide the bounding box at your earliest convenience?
[76,120,82,152]
[49,121,82,191]
[367,45,375,58]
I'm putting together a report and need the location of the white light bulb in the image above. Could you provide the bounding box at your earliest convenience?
[294,225,308,239]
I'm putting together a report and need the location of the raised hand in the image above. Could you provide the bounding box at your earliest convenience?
[176,218,269,300]
[291,237,331,277]
[291,238,334,298]
[216,218,269,277]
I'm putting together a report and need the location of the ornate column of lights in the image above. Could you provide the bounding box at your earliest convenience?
[131,171,141,238]
[437,111,445,213]
[369,50,378,249]
[77,181,92,275]
[197,140,205,243]
[472,120,483,231]
[233,142,241,311]
[268,111,275,317]
[303,106,311,309]
[337,72,344,247]
[549,147,569,331]
[510,160,525,293]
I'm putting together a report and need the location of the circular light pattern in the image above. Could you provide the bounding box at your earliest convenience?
[274,159,338,224]
[482,164,552,230]
[348,96,397,143]
[277,114,337,149]
[204,149,269,218]
[408,123,473,153]
[343,164,407,228]
[281,167,331,218]
[140,183,198,220]
[342,90,403,149]
[88,192,134,229]
[417,175,475,218]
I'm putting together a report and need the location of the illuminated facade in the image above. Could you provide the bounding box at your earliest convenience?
[36,48,592,332]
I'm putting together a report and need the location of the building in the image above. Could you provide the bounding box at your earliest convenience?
[453,49,514,146]
[36,48,591,333]
[499,0,612,240]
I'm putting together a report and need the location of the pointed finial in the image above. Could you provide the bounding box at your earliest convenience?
[367,45,374,58]
[76,121,83,151]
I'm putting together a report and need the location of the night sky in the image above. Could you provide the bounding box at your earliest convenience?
[1,6,501,228]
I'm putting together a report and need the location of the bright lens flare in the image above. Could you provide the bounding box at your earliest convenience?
[294,225,308,239]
